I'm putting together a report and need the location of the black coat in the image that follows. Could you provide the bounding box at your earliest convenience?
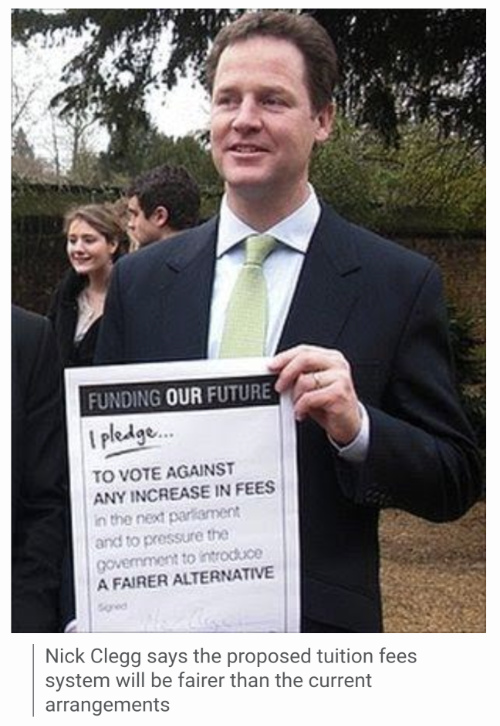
[47,268,101,367]
[11,305,68,631]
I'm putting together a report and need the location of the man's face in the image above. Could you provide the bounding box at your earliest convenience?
[210,36,333,213]
[127,195,165,247]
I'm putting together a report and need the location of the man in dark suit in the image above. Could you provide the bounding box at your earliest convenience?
[12,305,68,631]
[96,11,481,631]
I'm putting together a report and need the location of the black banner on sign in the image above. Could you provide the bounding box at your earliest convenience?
[79,375,279,416]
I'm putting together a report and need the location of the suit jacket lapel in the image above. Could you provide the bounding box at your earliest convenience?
[278,204,362,351]
[152,205,361,359]
[157,219,218,360]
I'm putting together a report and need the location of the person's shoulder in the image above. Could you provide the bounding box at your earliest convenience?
[319,202,435,274]
[50,268,85,304]
[12,305,50,338]
[118,217,219,274]
[12,305,56,373]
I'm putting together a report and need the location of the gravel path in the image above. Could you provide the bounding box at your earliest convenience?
[380,501,485,633]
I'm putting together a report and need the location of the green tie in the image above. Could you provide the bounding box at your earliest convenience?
[219,234,277,357]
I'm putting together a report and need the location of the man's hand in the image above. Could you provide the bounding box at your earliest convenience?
[269,344,362,446]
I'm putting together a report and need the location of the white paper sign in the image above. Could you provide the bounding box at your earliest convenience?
[65,358,300,632]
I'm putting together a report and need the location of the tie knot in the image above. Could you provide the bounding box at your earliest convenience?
[244,234,276,267]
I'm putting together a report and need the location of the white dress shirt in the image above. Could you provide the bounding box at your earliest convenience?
[208,190,318,357]
[208,187,369,462]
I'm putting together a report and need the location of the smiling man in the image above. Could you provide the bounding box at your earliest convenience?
[209,35,333,227]
[96,11,482,632]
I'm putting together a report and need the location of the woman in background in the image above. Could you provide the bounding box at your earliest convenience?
[48,203,129,367]
[48,204,128,631]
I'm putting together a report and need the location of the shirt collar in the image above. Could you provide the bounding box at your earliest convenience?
[216,186,321,258]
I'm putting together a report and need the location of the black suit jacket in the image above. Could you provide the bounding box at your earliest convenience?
[11,306,68,632]
[95,204,481,631]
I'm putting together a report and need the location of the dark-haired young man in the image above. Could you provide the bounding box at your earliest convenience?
[97,11,481,632]
[126,163,201,247]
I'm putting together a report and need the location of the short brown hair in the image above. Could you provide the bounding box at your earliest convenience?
[63,203,129,260]
[126,164,200,230]
[205,10,339,113]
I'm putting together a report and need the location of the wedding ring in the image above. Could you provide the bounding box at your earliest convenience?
[313,372,322,390]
